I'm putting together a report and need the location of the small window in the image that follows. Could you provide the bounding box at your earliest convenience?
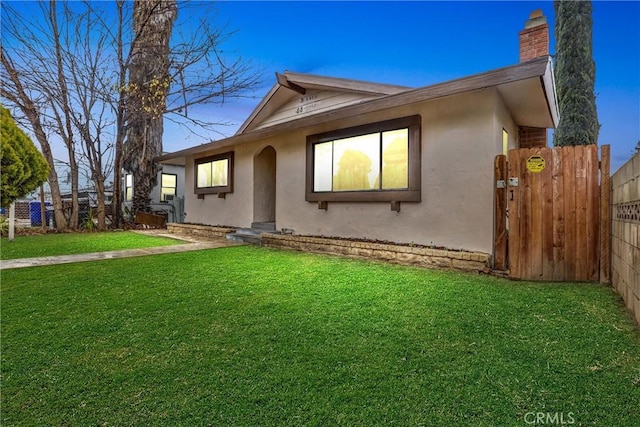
[502,129,509,155]
[306,116,421,202]
[125,174,133,201]
[194,152,233,195]
[160,173,177,202]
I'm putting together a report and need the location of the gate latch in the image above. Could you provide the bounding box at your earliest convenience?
[496,180,506,189]
[508,177,519,187]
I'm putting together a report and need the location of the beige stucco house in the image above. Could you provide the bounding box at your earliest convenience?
[158,11,557,258]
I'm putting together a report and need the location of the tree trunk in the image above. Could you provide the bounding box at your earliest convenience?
[124,0,177,215]
[110,0,127,229]
[51,1,80,228]
[40,185,46,232]
[68,148,80,229]
[40,127,68,230]
[95,177,106,230]
[112,128,125,227]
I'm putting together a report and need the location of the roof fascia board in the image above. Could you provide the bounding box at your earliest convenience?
[284,71,410,95]
[541,57,559,127]
[276,72,307,94]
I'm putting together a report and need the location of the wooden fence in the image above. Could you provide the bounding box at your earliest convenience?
[494,145,610,281]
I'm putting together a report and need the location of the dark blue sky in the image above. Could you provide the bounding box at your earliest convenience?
[179,0,639,172]
[3,1,638,172]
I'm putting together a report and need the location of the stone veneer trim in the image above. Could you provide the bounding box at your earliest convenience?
[167,223,236,239]
[262,233,491,273]
[166,223,491,273]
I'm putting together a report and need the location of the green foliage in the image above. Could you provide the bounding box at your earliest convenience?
[553,0,600,146]
[0,216,8,237]
[2,247,639,425]
[0,107,49,207]
[81,208,97,231]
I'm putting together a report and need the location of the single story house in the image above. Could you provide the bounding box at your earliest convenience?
[157,11,557,257]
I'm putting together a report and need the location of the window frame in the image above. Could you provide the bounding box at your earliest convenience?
[125,174,133,202]
[306,115,421,202]
[160,173,177,202]
[194,151,234,195]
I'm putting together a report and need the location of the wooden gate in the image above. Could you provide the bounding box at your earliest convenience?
[494,145,610,281]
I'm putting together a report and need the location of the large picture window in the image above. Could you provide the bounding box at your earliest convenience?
[194,152,233,195]
[306,115,421,202]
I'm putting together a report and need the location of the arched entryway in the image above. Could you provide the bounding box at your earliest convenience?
[253,146,276,227]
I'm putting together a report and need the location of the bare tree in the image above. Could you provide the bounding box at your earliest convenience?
[1,1,82,229]
[164,3,262,131]
[67,4,116,230]
[122,1,263,215]
[111,0,130,228]
[2,1,117,230]
[2,0,263,226]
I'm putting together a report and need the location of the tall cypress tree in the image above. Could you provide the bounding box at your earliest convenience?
[553,0,599,146]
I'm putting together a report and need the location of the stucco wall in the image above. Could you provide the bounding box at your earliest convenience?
[493,90,518,154]
[150,164,185,203]
[183,87,515,254]
[610,152,640,325]
[184,142,255,227]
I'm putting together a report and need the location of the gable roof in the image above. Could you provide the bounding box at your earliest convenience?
[158,56,557,165]
[235,71,411,134]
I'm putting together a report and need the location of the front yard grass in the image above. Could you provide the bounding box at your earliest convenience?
[2,246,639,426]
[0,231,180,260]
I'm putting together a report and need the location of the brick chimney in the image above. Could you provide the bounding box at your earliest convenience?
[519,10,549,62]
[518,10,549,148]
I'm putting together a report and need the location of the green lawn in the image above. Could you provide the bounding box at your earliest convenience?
[0,231,180,260]
[2,246,639,426]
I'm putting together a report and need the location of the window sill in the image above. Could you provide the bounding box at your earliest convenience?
[306,190,420,203]
[197,192,228,200]
[315,199,412,212]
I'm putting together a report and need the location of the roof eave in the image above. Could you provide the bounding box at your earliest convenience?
[157,56,552,165]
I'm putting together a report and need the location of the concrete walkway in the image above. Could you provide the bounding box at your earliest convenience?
[0,231,244,270]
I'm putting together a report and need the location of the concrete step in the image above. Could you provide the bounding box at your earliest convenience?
[251,221,276,232]
[226,224,281,246]
[226,228,262,245]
